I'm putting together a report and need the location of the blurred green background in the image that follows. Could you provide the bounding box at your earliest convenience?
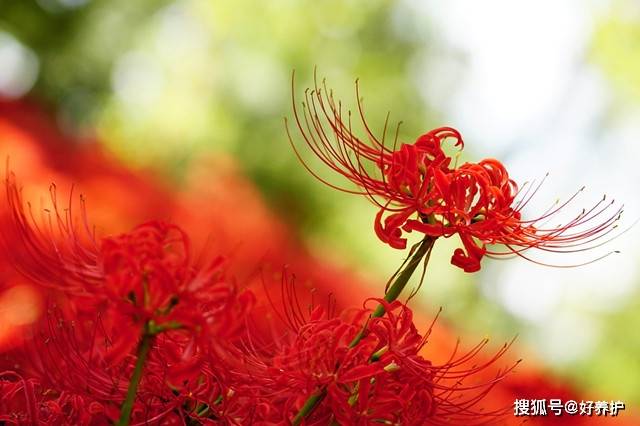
[1,0,639,407]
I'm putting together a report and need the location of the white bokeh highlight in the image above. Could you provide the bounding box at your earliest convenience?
[0,32,39,99]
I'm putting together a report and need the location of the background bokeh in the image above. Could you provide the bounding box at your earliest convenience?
[1,0,639,412]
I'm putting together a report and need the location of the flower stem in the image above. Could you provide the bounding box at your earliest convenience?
[292,388,327,426]
[116,324,154,426]
[290,237,435,424]
[349,237,434,348]
[373,237,434,317]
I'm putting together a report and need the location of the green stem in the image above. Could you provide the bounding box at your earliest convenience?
[291,237,435,424]
[291,389,327,426]
[116,325,154,426]
[349,237,434,348]
[373,237,433,317]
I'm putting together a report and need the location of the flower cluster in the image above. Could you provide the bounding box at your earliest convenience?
[219,297,515,425]
[0,173,513,425]
[287,76,622,272]
[0,173,255,424]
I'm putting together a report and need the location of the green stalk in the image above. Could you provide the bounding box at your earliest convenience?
[291,389,327,426]
[349,237,434,348]
[116,325,154,426]
[371,237,433,317]
[291,237,435,424]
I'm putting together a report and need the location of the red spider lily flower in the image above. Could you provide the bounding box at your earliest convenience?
[0,172,255,338]
[100,221,255,337]
[0,371,118,425]
[287,75,623,272]
[0,172,259,423]
[2,311,165,424]
[0,307,189,425]
[216,297,515,425]
[1,172,101,294]
[0,286,252,425]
